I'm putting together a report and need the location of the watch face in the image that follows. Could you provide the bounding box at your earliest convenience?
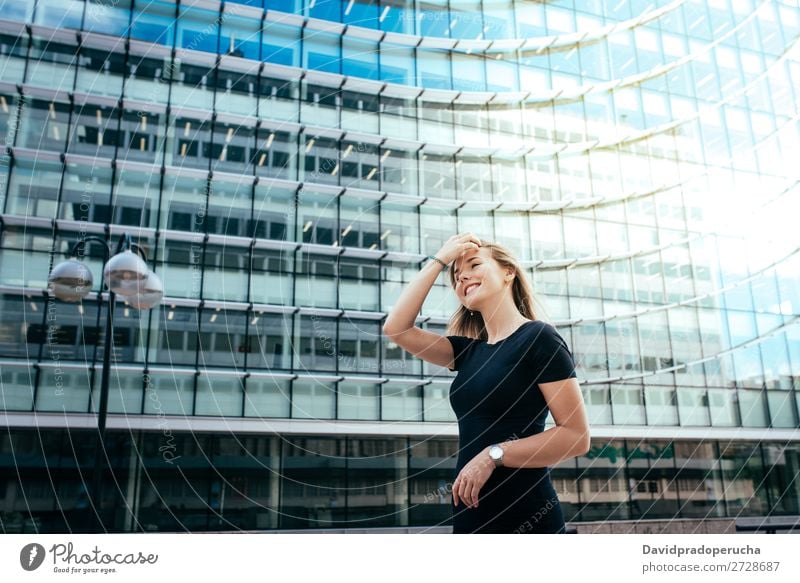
[490,446,502,460]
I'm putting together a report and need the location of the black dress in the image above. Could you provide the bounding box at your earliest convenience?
[446,320,577,534]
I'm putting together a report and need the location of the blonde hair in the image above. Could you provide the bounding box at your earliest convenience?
[445,240,538,340]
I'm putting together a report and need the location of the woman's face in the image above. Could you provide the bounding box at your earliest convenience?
[452,247,513,312]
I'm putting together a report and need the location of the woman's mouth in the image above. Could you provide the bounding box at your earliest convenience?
[464,283,480,296]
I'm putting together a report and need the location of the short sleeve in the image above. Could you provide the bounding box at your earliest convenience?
[446,335,474,372]
[525,323,577,383]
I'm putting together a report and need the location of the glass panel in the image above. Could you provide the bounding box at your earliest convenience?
[208,119,255,175]
[26,38,76,92]
[381,382,422,421]
[58,161,113,222]
[0,366,35,411]
[250,249,293,306]
[767,390,797,428]
[34,0,83,30]
[677,387,710,426]
[291,380,336,419]
[718,441,769,517]
[380,44,415,85]
[262,22,300,67]
[214,434,280,530]
[420,203,456,256]
[381,201,420,254]
[206,178,252,238]
[423,383,456,422]
[83,0,132,36]
[245,378,290,417]
[111,162,160,229]
[340,258,379,311]
[91,370,143,415]
[294,315,336,372]
[118,108,167,165]
[408,438,459,526]
[148,305,200,366]
[338,318,380,374]
[76,47,126,98]
[577,440,630,520]
[173,60,217,114]
[138,434,213,531]
[337,382,380,420]
[195,375,243,416]
[203,245,249,301]
[160,173,208,234]
[739,389,768,427]
[220,13,261,60]
[36,368,91,412]
[197,308,247,368]
[708,388,739,427]
[346,438,408,528]
[583,385,612,425]
[674,441,726,518]
[18,98,70,152]
[762,443,800,515]
[417,48,451,89]
[342,38,379,81]
[125,53,170,106]
[176,4,220,54]
[626,440,679,519]
[303,30,340,75]
[295,251,337,309]
[258,75,299,122]
[142,372,195,416]
[254,128,297,180]
[248,312,293,370]
[280,437,346,528]
[644,386,678,425]
[166,113,212,169]
[610,384,646,425]
[130,0,175,46]
[339,140,379,190]
[299,134,339,185]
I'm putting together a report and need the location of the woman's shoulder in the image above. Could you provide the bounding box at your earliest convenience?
[518,320,570,346]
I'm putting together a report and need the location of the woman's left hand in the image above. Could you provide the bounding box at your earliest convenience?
[452,447,495,508]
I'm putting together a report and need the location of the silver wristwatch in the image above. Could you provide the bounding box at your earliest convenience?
[488,444,504,467]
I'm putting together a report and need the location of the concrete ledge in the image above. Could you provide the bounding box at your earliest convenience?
[575,518,737,534]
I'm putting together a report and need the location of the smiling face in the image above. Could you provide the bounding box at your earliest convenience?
[451,246,514,311]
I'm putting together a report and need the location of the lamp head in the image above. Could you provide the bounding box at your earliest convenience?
[48,259,94,302]
[103,250,149,296]
[124,271,164,310]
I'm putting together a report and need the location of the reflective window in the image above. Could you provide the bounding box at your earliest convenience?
[76,46,126,98]
[337,382,380,420]
[245,377,291,417]
[196,374,244,416]
[248,312,293,370]
[294,315,337,372]
[130,0,176,46]
[202,244,249,302]
[18,98,70,152]
[6,157,64,220]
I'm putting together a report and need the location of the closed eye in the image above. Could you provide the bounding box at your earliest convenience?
[455,259,480,279]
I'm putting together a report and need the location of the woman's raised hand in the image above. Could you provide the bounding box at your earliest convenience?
[435,233,482,266]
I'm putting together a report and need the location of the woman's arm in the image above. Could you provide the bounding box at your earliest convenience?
[453,377,589,508]
[497,377,590,468]
[382,233,481,368]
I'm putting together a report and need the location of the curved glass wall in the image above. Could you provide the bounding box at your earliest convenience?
[1,0,799,530]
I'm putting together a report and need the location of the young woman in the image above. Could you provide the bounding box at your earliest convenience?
[383,232,590,534]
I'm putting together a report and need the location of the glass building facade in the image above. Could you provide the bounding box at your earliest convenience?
[0,0,799,532]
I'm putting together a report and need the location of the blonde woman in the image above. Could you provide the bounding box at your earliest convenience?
[383,233,590,533]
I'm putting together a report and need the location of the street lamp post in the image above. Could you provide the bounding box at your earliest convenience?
[48,232,163,532]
